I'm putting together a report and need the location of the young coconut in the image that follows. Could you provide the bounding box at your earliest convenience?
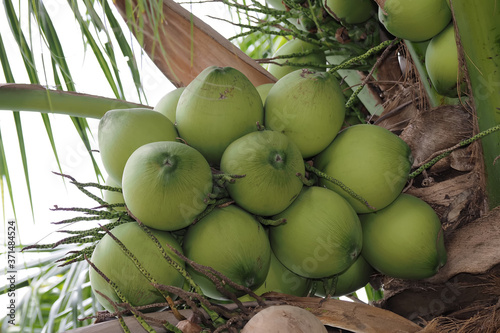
[182,205,272,301]
[425,23,463,97]
[377,0,451,42]
[265,0,286,10]
[238,250,312,302]
[324,0,375,25]
[241,305,328,333]
[220,130,305,216]
[154,86,185,124]
[313,255,374,297]
[176,66,263,166]
[122,141,213,231]
[97,108,178,185]
[359,193,447,280]
[269,186,363,279]
[265,69,346,159]
[89,222,185,312]
[314,123,413,213]
[266,39,327,80]
[256,83,274,105]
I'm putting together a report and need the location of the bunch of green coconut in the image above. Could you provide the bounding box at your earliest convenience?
[265,0,461,98]
[91,64,447,329]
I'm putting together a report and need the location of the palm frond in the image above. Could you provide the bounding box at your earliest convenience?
[1,1,168,329]
[0,129,15,223]
[0,31,20,223]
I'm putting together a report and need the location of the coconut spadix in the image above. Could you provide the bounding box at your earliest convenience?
[267,39,327,80]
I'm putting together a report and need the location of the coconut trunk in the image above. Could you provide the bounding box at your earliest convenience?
[451,0,500,209]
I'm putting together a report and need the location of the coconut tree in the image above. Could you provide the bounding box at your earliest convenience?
[1,0,499,331]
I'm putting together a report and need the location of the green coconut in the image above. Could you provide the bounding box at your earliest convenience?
[378,0,452,42]
[176,66,264,166]
[267,39,327,80]
[98,108,178,185]
[122,141,213,231]
[265,69,346,159]
[269,186,363,279]
[238,250,312,302]
[256,83,275,105]
[425,23,462,97]
[220,130,305,216]
[314,124,413,213]
[359,193,447,280]
[89,222,185,312]
[154,87,185,124]
[324,0,375,24]
[182,205,272,300]
[313,255,374,297]
[265,0,286,11]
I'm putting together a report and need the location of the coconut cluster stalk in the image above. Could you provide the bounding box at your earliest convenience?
[451,0,500,209]
[0,84,146,118]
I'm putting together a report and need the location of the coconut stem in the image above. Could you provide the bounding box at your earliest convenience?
[296,172,316,186]
[213,173,246,187]
[256,215,287,226]
[343,38,400,110]
[330,39,398,73]
[93,290,132,333]
[195,198,235,223]
[322,275,338,300]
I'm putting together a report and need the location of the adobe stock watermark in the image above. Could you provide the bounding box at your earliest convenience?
[407,276,461,322]
[5,219,17,325]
